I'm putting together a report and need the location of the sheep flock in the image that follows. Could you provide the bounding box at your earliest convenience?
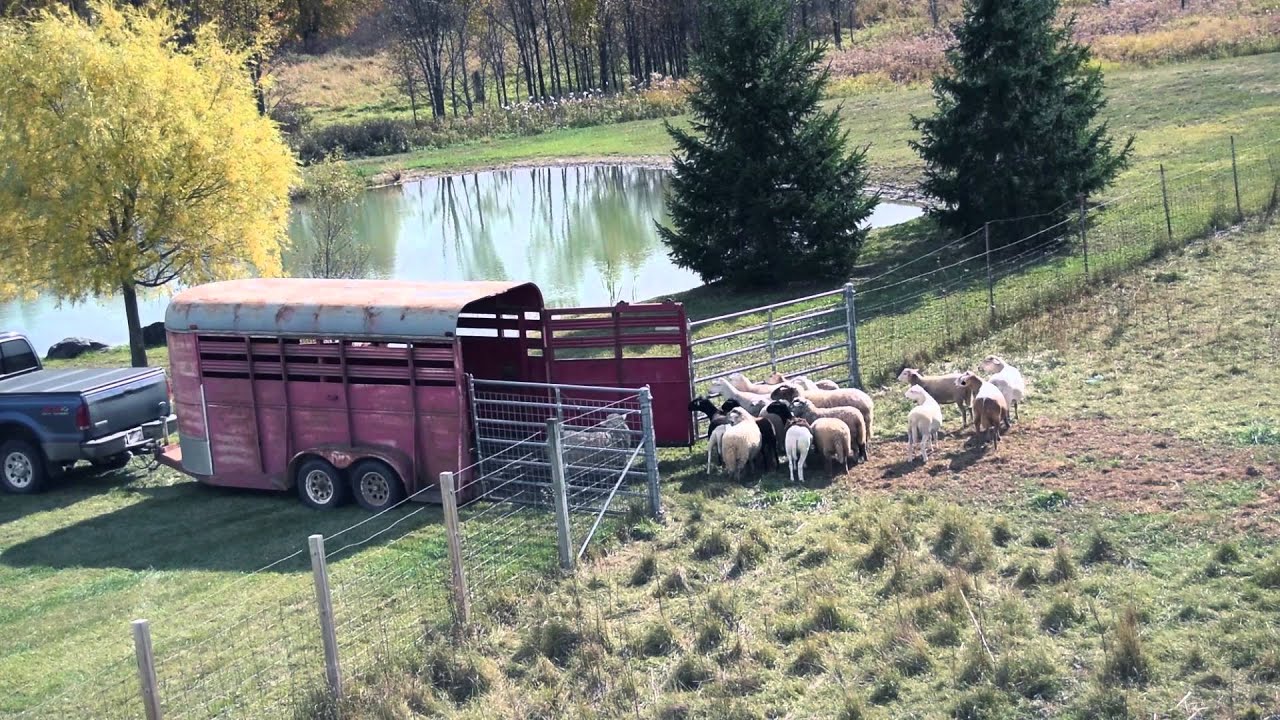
[688,355,1027,480]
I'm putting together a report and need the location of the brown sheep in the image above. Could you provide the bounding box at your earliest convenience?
[955,372,1009,451]
[771,383,875,440]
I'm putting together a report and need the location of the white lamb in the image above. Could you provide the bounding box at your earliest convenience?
[709,377,769,416]
[784,417,813,484]
[720,407,762,481]
[904,385,944,463]
[979,355,1025,426]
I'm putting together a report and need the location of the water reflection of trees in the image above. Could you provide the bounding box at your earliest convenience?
[288,165,672,307]
[286,192,400,279]
[428,166,668,306]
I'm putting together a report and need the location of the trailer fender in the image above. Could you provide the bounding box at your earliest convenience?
[287,445,415,496]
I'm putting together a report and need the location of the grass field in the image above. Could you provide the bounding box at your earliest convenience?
[354,52,1280,192]
[323,220,1280,719]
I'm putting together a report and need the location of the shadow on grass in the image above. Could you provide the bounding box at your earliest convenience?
[1,474,441,574]
[0,464,142,525]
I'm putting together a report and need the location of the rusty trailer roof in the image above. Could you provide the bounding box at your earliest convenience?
[165,279,544,339]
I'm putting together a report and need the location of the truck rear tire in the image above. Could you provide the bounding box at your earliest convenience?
[296,458,349,510]
[1,439,46,494]
[350,459,406,512]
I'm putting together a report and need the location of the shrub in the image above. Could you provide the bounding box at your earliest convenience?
[990,518,1014,547]
[800,537,843,568]
[868,672,901,704]
[789,640,826,676]
[708,589,741,625]
[890,630,933,677]
[1067,686,1130,719]
[520,619,583,667]
[995,644,1060,699]
[1031,489,1070,510]
[1103,606,1151,685]
[732,526,771,574]
[932,511,995,572]
[670,654,716,690]
[1028,529,1055,548]
[926,620,962,647]
[630,552,658,586]
[1048,542,1077,583]
[807,598,856,633]
[1083,529,1121,565]
[696,616,727,652]
[1041,595,1084,634]
[1213,542,1242,565]
[638,622,678,657]
[837,693,868,720]
[658,566,692,596]
[695,529,731,560]
[951,687,1015,720]
[1015,563,1042,589]
[422,642,497,703]
[1252,554,1280,589]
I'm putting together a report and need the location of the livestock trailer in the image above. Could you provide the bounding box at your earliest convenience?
[157,279,692,510]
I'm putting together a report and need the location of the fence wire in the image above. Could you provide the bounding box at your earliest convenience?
[690,139,1280,395]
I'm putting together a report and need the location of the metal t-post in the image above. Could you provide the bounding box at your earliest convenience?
[1231,136,1243,222]
[1079,195,1089,281]
[984,222,995,327]
[1159,164,1175,247]
[639,386,662,518]
[842,282,863,389]
[545,418,574,572]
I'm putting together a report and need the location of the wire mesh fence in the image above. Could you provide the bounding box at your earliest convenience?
[455,377,660,608]
[689,137,1280,394]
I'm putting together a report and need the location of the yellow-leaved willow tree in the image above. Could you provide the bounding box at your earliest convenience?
[0,2,298,366]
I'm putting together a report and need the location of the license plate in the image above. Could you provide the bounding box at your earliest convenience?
[125,429,144,446]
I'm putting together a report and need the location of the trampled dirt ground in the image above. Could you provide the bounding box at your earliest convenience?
[849,418,1280,534]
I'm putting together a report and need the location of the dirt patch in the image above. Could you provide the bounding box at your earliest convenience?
[851,418,1280,534]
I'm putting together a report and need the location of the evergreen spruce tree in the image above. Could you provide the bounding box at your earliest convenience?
[658,0,878,287]
[910,0,1133,246]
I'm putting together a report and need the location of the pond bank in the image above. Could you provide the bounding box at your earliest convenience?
[362,155,931,206]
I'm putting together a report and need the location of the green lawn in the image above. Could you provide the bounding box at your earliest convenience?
[358,53,1280,193]
[326,220,1280,720]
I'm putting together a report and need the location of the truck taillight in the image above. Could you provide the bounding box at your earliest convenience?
[75,402,91,431]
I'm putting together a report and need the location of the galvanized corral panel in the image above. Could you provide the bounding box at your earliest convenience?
[165,279,544,340]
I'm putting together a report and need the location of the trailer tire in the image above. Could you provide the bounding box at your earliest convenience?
[296,458,349,510]
[350,459,405,512]
[1,439,46,494]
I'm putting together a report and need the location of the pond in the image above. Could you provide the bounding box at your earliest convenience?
[0,166,924,355]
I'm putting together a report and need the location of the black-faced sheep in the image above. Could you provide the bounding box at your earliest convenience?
[689,396,731,439]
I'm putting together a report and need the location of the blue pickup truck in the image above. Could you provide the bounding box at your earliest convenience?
[0,332,174,494]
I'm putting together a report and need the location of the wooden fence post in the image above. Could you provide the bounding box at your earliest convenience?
[439,471,471,625]
[1231,135,1243,221]
[308,534,342,700]
[545,419,575,572]
[1159,164,1175,247]
[131,619,162,720]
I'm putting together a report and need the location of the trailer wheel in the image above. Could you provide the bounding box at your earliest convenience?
[296,458,348,510]
[1,439,46,494]
[350,459,405,512]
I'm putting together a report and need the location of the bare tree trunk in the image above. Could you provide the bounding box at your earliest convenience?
[121,282,147,368]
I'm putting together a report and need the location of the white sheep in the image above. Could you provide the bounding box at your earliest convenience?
[706,424,728,474]
[709,377,769,416]
[814,379,840,390]
[956,372,1009,451]
[720,407,762,481]
[979,355,1025,426]
[765,372,819,391]
[771,383,875,439]
[727,372,784,396]
[811,417,853,475]
[784,417,813,484]
[904,385,944,462]
[897,367,976,429]
[789,397,868,464]
[563,413,632,466]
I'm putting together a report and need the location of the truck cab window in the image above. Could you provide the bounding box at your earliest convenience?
[1,339,38,375]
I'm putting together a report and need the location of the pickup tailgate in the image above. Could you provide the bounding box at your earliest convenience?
[0,368,169,440]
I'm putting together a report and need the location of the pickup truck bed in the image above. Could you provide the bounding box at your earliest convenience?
[0,364,172,493]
